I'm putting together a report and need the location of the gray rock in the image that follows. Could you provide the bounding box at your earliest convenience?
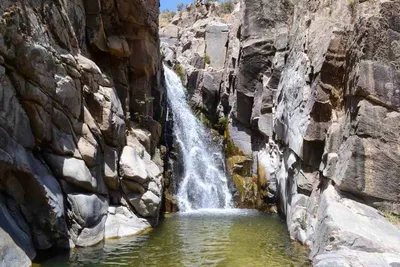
[314,250,400,267]
[333,135,400,203]
[67,193,108,247]
[357,61,400,109]
[322,153,338,179]
[0,128,69,250]
[128,191,161,218]
[120,146,149,184]
[257,113,274,137]
[104,206,150,239]
[76,129,98,168]
[310,185,400,259]
[202,71,222,113]
[228,122,252,155]
[107,36,130,57]
[0,74,35,149]
[160,25,179,39]
[85,86,125,147]
[121,180,146,195]
[51,127,81,158]
[144,155,163,179]
[205,22,229,69]
[0,197,35,261]
[0,227,31,267]
[45,154,98,192]
[104,146,119,190]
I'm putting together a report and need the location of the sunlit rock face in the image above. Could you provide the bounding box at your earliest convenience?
[0,0,165,264]
[161,0,400,265]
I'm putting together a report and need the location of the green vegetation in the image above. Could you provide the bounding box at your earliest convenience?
[215,116,228,134]
[177,3,184,11]
[159,9,176,27]
[200,114,212,128]
[382,210,400,226]
[219,0,235,14]
[204,54,211,65]
[224,126,244,158]
[348,0,356,14]
[133,94,154,125]
[174,64,185,83]
[160,9,176,19]
[299,212,308,230]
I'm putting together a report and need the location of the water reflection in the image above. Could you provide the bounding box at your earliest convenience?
[37,210,310,267]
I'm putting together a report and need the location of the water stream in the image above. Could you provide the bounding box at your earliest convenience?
[164,65,232,211]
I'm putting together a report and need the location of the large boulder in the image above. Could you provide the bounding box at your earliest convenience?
[201,71,223,114]
[205,22,229,69]
[104,206,150,239]
[85,85,126,147]
[67,193,108,247]
[160,24,179,39]
[0,227,31,267]
[127,191,161,218]
[0,196,35,263]
[310,185,400,260]
[119,146,149,184]
[332,101,400,206]
[45,154,98,192]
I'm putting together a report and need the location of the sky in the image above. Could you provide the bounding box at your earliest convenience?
[160,0,193,11]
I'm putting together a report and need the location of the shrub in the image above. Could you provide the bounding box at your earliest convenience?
[177,3,184,11]
[348,0,356,14]
[215,116,228,134]
[159,9,176,27]
[174,64,185,83]
[205,54,211,64]
[219,0,235,14]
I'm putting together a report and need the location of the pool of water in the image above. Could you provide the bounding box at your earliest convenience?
[36,209,310,267]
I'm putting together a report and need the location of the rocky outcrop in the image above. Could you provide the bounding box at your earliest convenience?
[161,0,400,265]
[237,0,400,265]
[0,0,165,264]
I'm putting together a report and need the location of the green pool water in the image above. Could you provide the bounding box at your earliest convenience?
[37,209,310,267]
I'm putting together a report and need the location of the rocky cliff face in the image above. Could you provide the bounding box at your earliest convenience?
[161,0,400,265]
[0,0,165,265]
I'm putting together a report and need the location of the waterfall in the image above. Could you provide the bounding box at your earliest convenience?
[164,65,232,211]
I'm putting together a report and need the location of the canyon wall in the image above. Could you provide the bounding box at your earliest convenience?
[0,0,165,265]
[161,0,400,265]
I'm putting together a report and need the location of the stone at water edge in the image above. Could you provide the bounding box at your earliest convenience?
[104,206,151,239]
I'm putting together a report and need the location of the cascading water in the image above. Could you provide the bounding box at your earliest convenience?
[164,65,232,211]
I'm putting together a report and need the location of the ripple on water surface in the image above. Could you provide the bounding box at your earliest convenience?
[37,209,310,267]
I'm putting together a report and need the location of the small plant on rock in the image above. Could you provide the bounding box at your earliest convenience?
[205,54,211,64]
[174,64,186,83]
[348,0,356,15]
[215,116,229,134]
[177,3,184,11]
[219,0,235,14]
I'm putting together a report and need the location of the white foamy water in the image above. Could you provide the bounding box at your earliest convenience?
[164,65,232,211]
